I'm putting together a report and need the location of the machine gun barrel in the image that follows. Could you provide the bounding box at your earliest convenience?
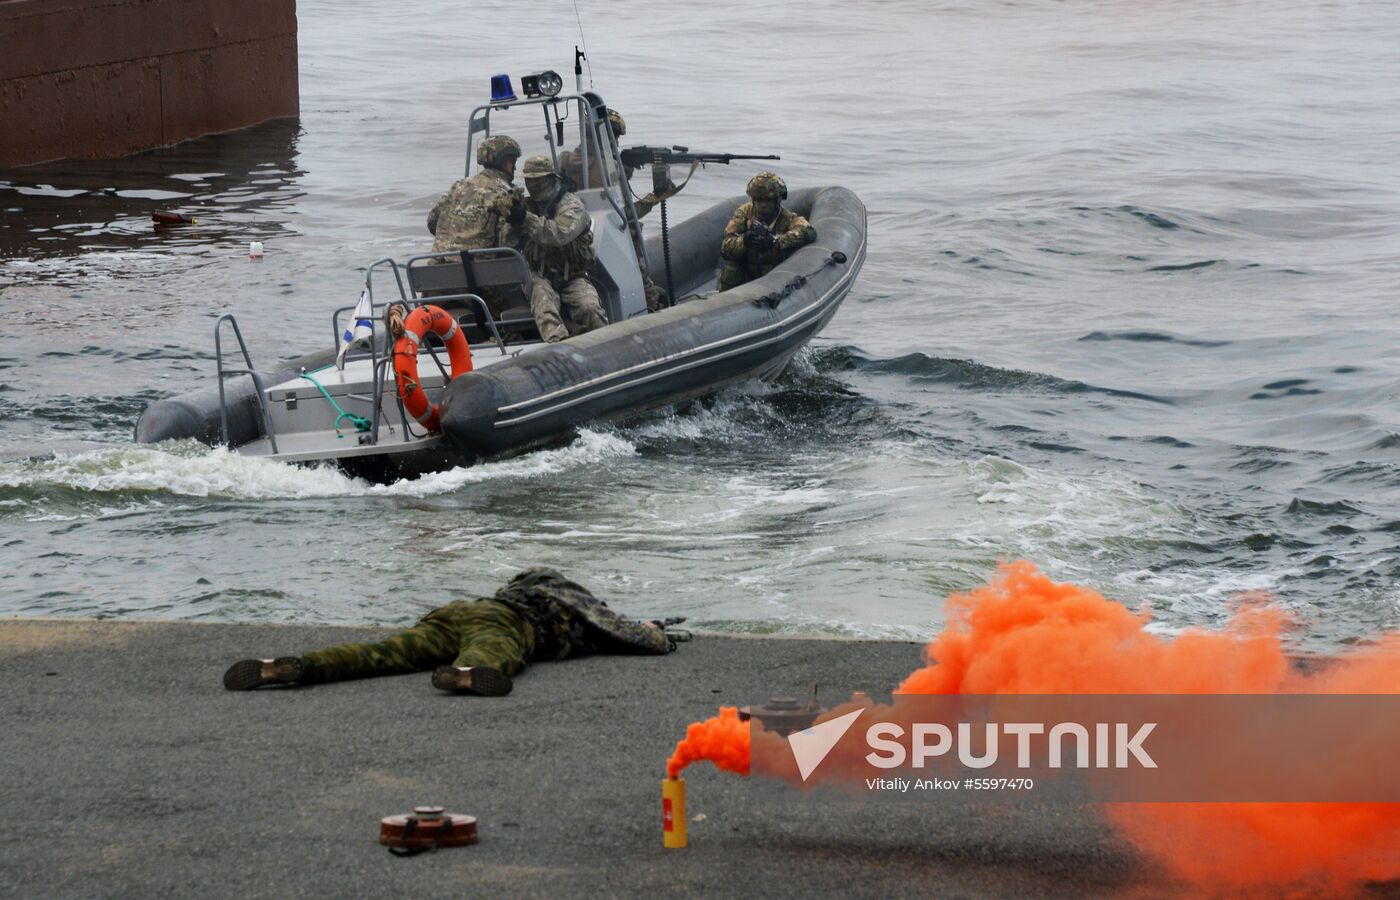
[619,145,780,170]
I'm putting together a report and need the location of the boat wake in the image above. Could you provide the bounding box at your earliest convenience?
[617,351,895,456]
[0,430,640,508]
[366,430,638,498]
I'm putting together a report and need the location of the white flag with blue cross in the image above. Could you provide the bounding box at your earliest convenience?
[336,287,374,370]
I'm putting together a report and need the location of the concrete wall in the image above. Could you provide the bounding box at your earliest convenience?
[0,0,298,168]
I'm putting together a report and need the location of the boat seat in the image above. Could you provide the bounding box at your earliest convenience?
[405,248,539,344]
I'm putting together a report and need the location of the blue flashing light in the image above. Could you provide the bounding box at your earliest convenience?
[490,74,516,103]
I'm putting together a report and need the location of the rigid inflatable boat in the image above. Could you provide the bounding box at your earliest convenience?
[135,74,867,482]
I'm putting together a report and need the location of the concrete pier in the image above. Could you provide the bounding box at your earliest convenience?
[0,0,298,168]
[0,618,1166,897]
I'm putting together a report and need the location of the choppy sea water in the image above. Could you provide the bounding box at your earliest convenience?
[2,0,1398,652]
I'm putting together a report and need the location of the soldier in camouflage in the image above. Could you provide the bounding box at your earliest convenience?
[559,109,670,216]
[517,155,608,343]
[717,172,817,292]
[425,134,527,314]
[557,108,675,311]
[223,568,678,696]
[558,108,627,194]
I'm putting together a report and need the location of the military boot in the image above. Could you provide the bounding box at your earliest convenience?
[223,657,305,691]
[430,665,513,696]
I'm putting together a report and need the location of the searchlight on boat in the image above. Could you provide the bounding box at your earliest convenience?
[520,70,562,98]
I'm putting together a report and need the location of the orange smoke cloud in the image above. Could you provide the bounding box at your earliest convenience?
[665,706,800,782]
[666,706,750,780]
[898,561,1400,889]
[666,561,1400,888]
[897,560,1292,695]
[1110,801,1400,890]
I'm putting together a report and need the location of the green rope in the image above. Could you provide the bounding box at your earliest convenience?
[299,371,372,438]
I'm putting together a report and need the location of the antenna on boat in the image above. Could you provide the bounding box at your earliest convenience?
[572,0,593,89]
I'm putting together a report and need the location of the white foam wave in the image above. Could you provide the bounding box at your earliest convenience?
[963,455,1181,542]
[0,444,361,499]
[0,430,638,502]
[621,383,774,443]
[1111,566,1290,624]
[723,476,838,510]
[366,429,637,497]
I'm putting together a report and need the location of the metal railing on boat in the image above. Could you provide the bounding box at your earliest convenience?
[214,314,279,454]
[213,255,509,459]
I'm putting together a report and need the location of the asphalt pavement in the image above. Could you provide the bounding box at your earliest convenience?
[1,618,1179,898]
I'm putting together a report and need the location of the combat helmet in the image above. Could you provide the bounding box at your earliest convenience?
[746,172,787,201]
[606,108,626,137]
[521,155,556,180]
[477,135,522,170]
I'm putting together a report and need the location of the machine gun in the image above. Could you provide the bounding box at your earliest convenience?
[619,145,780,172]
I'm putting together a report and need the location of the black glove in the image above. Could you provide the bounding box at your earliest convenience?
[505,192,527,226]
[745,221,777,253]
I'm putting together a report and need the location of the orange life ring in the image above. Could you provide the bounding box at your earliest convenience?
[393,305,473,432]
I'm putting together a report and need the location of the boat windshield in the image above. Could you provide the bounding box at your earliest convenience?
[461,90,648,315]
[464,94,620,193]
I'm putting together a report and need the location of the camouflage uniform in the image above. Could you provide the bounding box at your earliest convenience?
[428,173,516,258]
[298,567,673,685]
[490,566,672,658]
[557,108,670,311]
[557,108,631,193]
[561,145,669,311]
[301,599,534,681]
[519,155,608,342]
[426,135,523,314]
[557,153,664,218]
[718,172,817,292]
[559,146,622,194]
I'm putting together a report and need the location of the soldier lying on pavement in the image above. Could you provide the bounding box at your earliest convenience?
[224,568,684,696]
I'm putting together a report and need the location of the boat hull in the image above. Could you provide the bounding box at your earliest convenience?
[439,186,866,456]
